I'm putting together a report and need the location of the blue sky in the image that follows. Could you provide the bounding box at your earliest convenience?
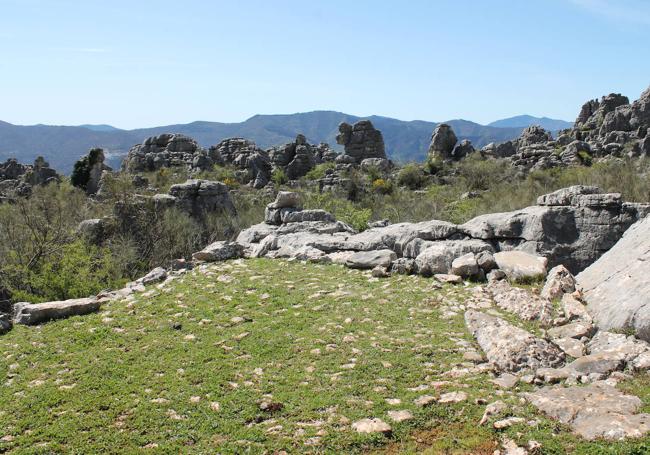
[1,0,649,128]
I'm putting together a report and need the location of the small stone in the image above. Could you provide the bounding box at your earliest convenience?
[414,395,436,407]
[493,416,525,429]
[491,374,518,389]
[438,391,467,403]
[387,410,413,422]
[351,418,392,435]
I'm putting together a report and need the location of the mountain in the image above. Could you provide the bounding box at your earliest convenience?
[488,115,573,131]
[0,112,529,173]
[78,124,120,132]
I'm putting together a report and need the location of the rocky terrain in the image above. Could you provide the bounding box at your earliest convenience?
[1,86,650,453]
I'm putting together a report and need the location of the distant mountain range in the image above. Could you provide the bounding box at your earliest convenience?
[0,112,572,173]
[488,115,573,131]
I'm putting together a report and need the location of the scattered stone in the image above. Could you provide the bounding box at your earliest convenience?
[387,410,413,422]
[488,280,554,324]
[414,395,437,407]
[438,391,468,403]
[351,418,392,435]
[494,417,525,430]
[491,374,518,389]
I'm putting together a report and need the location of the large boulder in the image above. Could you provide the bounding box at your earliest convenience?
[427,124,457,161]
[192,241,243,262]
[577,215,650,341]
[493,251,547,282]
[345,249,397,270]
[462,185,647,273]
[517,125,552,147]
[166,179,236,219]
[336,120,386,163]
[268,135,317,180]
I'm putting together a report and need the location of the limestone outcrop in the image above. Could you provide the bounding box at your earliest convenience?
[577,215,650,341]
[336,120,386,163]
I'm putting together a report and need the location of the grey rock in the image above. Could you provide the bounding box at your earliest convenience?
[541,265,576,300]
[577,215,650,341]
[451,252,479,278]
[524,381,650,440]
[282,209,336,224]
[336,120,386,163]
[415,240,493,277]
[168,179,237,219]
[192,241,244,262]
[269,191,301,209]
[552,337,586,358]
[488,280,554,324]
[548,321,594,340]
[464,310,564,372]
[428,124,458,160]
[493,251,547,282]
[138,267,167,285]
[345,249,397,270]
[476,251,497,272]
[13,298,100,325]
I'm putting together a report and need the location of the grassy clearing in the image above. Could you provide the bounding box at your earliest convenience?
[1,259,649,453]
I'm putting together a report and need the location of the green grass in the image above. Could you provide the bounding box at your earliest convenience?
[1,259,649,453]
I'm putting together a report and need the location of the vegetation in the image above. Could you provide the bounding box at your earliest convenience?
[1,259,648,453]
[2,156,649,303]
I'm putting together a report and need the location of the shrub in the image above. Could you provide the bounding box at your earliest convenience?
[372,178,393,195]
[397,163,426,190]
[305,162,335,181]
[7,240,127,303]
[70,148,104,191]
[577,150,593,166]
[271,168,288,185]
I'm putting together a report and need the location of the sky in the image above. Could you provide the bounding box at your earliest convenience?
[1,0,649,129]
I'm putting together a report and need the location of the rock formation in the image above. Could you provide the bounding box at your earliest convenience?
[122,134,217,173]
[70,148,112,195]
[156,179,237,219]
[235,186,648,276]
[267,134,317,180]
[497,85,650,173]
[428,124,458,161]
[209,138,272,189]
[577,215,650,341]
[336,120,386,163]
[0,157,60,200]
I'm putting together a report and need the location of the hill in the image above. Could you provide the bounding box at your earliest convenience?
[0,112,527,173]
[488,115,573,131]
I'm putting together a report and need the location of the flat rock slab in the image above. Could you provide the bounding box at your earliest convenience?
[577,215,650,341]
[488,280,554,324]
[192,241,243,262]
[524,382,650,440]
[345,249,396,270]
[464,310,564,372]
[13,298,100,325]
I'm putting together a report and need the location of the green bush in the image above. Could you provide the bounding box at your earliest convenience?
[6,240,126,303]
[271,168,288,185]
[305,162,335,181]
[397,163,426,190]
[70,148,104,191]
